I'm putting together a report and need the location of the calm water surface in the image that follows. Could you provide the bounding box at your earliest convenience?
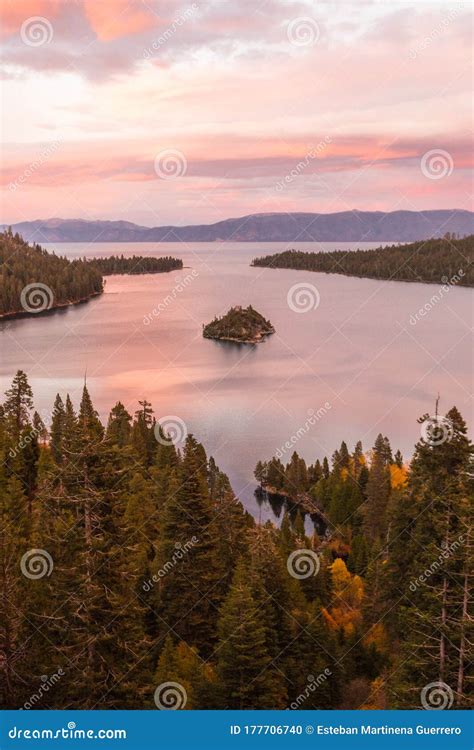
[1,242,472,523]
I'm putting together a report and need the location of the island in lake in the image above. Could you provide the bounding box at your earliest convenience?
[203,305,275,344]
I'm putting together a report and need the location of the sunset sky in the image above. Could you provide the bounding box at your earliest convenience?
[1,0,472,226]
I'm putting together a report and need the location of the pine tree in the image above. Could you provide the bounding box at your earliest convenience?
[0,475,30,707]
[216,559,287,708]
[153,636,215,709]
[106,402,132,447]
[3,370,33,433]
[387,408,473,708]
[157,436,221,654]
[363,434,391,543]
[50,394,65,463]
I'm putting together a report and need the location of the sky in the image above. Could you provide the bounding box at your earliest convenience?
[0,0,472,227]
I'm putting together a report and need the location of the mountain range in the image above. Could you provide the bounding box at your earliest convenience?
[3,210,473,243]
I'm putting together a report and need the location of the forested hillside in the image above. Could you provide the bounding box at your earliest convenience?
[89,255,183,275]
[0,231,184,318]
[0,372,472,709]
[0,229,103,317]
[252,235,474,286]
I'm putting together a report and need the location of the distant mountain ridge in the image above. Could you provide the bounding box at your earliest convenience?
[3,210,473,243]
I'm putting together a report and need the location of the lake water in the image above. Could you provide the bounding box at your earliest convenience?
[1,242,472,524]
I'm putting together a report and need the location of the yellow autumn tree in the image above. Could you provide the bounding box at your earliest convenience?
[389,463,407,489]
[323,558,364,636]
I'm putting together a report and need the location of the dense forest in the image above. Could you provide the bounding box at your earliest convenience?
[0,229,103,317]
[88,255,183,275]
[203,305,275,344]
[0,372,471,710]
[0,230,183,318]
[252,235,474,286]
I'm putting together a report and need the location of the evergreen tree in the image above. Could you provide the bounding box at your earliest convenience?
[216,560,287,708]
[387,408,473,707]
[3,370,34,433]
[106,402,132,447]
[157,436,221,654]
[363,434,391,543]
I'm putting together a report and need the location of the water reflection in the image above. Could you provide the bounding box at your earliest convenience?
[255,487,327,536]
[0,241,471,526]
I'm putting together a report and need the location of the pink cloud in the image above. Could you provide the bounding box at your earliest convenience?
[1,1,472,224]
[0,0,62,37]
[82,0,155,41]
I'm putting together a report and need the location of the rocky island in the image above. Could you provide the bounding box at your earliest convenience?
[202,305,275,344]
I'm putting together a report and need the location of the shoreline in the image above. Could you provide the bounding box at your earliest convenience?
[203,329,274,345]
[251,265,473,288]
[0,267,187,323]
[0,290,103,322]
[258,484,330,522]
